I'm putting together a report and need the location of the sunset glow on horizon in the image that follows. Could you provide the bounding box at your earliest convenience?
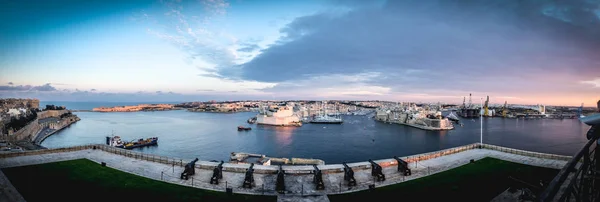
[1,0,599,106]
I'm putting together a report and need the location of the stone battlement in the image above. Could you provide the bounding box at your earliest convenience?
[0,143,570,197]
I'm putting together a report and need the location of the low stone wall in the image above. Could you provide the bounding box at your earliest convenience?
[481,144,571,161]
[37,110,69,119]
[33,116,80,144]
[0,142,572,174]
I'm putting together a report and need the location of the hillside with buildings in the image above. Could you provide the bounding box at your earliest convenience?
[92,104,176,112]
[1,99,79,151]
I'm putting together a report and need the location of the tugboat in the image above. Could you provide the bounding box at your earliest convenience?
[238,126,252,131]
[106,135,158,149]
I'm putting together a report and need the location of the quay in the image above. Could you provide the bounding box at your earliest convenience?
[2,110,80,151]
[374,118,453,131]
[0,143,569,201]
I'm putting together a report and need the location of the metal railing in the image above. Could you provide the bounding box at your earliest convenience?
[539,136,599,202]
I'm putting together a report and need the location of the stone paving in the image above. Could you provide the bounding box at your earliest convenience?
[0,171,26,202]
[0,148,569,202]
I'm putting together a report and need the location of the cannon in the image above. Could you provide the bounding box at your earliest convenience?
[210,161,224,184]
[394,156,412,176]
[180,158,199,180]
[342,163,357,186]
[368,159,385,182]
[313,165,325,190]
[242,163,254,188]
[276,165,285,193]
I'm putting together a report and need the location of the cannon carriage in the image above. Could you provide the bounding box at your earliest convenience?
[180,158,199,180]
[368,159,385,182]
[342,162,357,187]
[394,156,412,176]
[210,161,224,184]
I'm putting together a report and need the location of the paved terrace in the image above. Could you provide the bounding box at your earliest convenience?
[0,143,571,202]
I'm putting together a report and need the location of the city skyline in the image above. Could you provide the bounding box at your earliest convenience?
[1,0,599,106]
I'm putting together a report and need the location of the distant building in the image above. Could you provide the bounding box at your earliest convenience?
[597,100,600,112]
[7,109,21,117]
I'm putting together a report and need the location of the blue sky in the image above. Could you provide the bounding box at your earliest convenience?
[1,0,599,106]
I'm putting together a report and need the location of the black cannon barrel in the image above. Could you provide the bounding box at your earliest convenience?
[242,163,255,188]
[368,159,385,182]
[342,162,357,186]
[276,165,285,193]
[393,156,407,166]
[368,159,380,167]
[313,165,325,190]
[210,161,224,184]
[186,158,199,168]
[180,158,199,180]
[394,156,412,176]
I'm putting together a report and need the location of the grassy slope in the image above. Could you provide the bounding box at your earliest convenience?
[2,159,275,202]
[329,157,559,201]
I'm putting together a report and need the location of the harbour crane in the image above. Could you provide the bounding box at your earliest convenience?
[468,93,473,109]
[483,96,490,117]
[502,101,508,118]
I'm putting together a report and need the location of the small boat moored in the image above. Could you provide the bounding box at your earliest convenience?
[107,135,158,150]
[238,126,252,131]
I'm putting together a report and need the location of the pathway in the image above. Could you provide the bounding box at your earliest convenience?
[0,148,568,202]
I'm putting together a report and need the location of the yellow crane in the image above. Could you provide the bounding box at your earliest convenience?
[483,96,490,117]
[502,101,508,117]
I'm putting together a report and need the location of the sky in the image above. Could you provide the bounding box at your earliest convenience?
[0,0,599,106]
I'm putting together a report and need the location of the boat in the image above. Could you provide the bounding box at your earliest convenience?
[445,111,460,123]
[106,135,158,150]
[247,117,257,124]
[238,126,252,131]
[310,115,343,124]
[310,101,343,124]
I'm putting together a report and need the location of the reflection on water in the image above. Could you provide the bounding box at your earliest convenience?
[270,126,296,147]
[42,110,591,164]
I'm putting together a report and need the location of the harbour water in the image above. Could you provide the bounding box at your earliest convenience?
[39,102,591,164]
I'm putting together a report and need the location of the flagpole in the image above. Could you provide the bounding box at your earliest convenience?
[480,98,483,146]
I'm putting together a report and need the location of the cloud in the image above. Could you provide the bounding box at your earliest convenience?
[581,78,600,88]
[7,82,13,85]
[197,89,215,92]
[90,89,97,91]
[237,44,261,53]
[0,83,57,92]
[140,0,238,74]
[215,0,599,103]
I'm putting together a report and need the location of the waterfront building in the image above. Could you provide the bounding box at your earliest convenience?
[374,103,454,130]
[255,104,302,126]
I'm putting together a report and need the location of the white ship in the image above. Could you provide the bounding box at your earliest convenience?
[255,104,302,126]
[310,101,343,124]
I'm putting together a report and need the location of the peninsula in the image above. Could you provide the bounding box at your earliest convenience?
[92,104,176,112]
